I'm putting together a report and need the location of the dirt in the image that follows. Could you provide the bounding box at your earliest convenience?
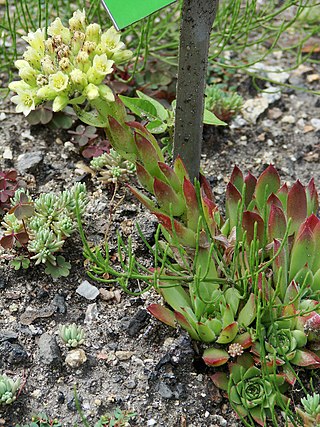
[0,58,320,427]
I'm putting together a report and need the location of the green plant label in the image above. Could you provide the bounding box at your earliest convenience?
[101,0,176,30]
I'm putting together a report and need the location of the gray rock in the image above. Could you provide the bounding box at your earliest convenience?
[51,294,67,314]
[17,151,43,174]
[0,331,18,343]
[126,309,149,337]
[76,280,99,300]
[38,333,62,367]
[311,118,320,131]
[0,341,28,365]
[158,381,173,399]
[84,303,99,324]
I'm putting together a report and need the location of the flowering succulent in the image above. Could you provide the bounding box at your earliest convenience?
[8,10,132,116]
[90,149,135,184]
[0,374,21,405]
[211,354,287,426]
[0,183,87,277]
[59,323,85,348]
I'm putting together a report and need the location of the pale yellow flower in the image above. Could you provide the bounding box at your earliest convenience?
[87,54,114,85]
[100,26,125,54]
[48,71,69,93]
[69,9,86,32]
[22,29,45,54]
[47,17,71,44]
[11,89,39,116]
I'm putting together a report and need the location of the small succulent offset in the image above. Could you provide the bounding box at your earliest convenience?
[8,9,132,116]
[0,183,87,278]
[205,84,243,122]
[293,392,320,426]
[59,323,85,348]
[90,149,135,184]
[0,374,21,405]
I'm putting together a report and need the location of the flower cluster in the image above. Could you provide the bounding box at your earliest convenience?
[8,9,132,116]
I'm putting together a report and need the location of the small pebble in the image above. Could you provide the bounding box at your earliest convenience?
[65,348,87,368]
[76,280,100,300]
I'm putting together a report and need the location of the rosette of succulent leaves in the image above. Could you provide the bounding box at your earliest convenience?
[8,9,132,117]
[59,323,85,348]
[0,183,86,278]
[77,115,320,426]
[0,373,21,405]
[90,148,135,184]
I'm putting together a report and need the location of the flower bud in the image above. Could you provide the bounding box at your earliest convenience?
[56,45,70,60]
[98,85,114,102]
[36,74,48,87]
[47,17,71,44]
[71,31,85,55]
[19,66,38,86]
[23,47,43,69]
[112,49,133,65]
[59,57,72,72]
[37,85,57,100]
[14,60,31,70]
[70,69,88,90]
[52,94,69,112]
[69,9,86,32]
[85,23,101,44]
[84,83,99,100]
[41,56,55,75]
[76,50,90,72]
[9,80,31,94]
[44,38,55,54]
[48,71,69,93]
[52,35,63,50]
[83,41,96,55]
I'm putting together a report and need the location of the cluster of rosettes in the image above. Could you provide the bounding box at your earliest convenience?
[2,183,87,267]
[90,149,135,184]
[8,9,132,116]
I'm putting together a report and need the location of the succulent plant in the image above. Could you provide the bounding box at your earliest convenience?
[90,148,135,184]
[211,354,287,426]
[0,183,87,278]
[8,9,132,116]
[59,323,85,348]
[205,84,243,122]
[0,374,21,405]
